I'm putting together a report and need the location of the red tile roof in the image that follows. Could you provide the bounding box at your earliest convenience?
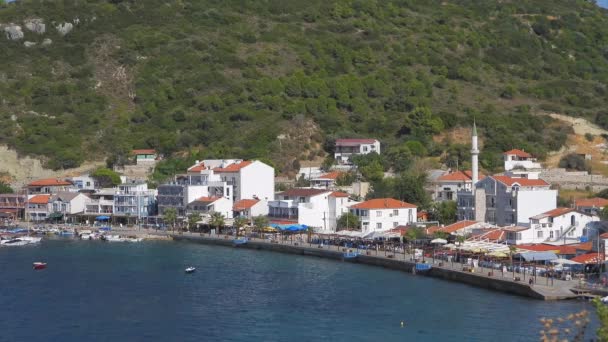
[213,161,253,172]
[278,188,330,197]
[349,198,416,210]
[470,228,506,242]
[28,194,51,204]
[503,149,532,158]
[316,171,342,180]
[233,199,260,211]
[531,207,577,219]
[517,244,580,255]
[570,242,593,251]
[192,196,220,204]
[600,232,608,239]
[132,149,156,155]
[438,220,479,234]
[492,175,549,187]
[437,170,485,182]
[335,138,378,146]
[329,191,349,198]
[571,253,604,264]
[188,161,207,172]
[27,178,72,187]
[575,197,608,208]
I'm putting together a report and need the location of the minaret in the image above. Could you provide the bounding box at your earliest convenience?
[471,121,479,188]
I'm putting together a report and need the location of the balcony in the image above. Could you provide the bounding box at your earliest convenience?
[268,200,297,209]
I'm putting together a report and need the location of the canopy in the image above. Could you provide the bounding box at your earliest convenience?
[270,223,308,232]
[518,251,558,261]
[487,251,508,258]
[49,212,63,219]
[99,226,111,231]
[548,258,581,265]
[430,238,448,244]
[96,215,110,221]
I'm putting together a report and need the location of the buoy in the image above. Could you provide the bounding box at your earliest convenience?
[401,321,405,328]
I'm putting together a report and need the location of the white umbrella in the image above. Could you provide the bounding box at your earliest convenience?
[430,238,448,244]
[549,258,581,265]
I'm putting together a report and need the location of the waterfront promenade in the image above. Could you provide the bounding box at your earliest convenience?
[171,232,581,301]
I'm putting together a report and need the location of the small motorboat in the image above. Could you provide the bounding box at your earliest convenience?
[343,251,360,260]
[233,237,248,246]
[185,267,196,273]
[33,262,47,270]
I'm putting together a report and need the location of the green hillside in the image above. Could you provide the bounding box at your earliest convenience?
[1,0,608,174]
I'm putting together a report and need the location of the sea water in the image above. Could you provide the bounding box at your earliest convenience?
[0,239,598,341]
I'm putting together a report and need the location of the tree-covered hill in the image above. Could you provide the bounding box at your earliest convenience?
[1,0,607,174]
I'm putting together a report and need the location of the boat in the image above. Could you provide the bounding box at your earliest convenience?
[185,267,196,273]
[415,263,432,272]
[233,237,248,246]
[104,235,126,242]
[343,251,360,260]
[601,296,608,304]
[33,262,47,270]
[1,236,42,246]
[58,230,74,236]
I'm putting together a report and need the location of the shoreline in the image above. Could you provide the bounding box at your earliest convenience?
[172,233,580,301]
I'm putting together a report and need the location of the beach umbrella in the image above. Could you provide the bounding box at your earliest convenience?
[430,238,448,244]
[488,251,508,258]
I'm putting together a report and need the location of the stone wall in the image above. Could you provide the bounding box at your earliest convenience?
[540,168,608,192]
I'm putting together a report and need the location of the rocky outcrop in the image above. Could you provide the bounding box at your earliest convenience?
[55,22,73,36]
[3,24,24,40]
[24,18,45,34]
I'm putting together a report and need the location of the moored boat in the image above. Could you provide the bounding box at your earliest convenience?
[185,267,196,273]
[343,251,359,260]
[233,237,248,246]
[33,262,47,270]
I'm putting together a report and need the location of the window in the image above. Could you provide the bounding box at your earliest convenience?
[284,196,289,200]
[393,209,399,216]
[537,231,543,238]
[376,223,382,229]
[362,146,368,152]
[299,197,305,203]
[376,211,382,217]
[549,231,554,238]
[517,233,522,240]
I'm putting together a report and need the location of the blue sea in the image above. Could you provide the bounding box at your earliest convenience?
[0,240,598,341]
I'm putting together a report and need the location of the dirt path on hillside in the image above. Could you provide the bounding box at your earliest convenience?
[0,145,104,188]
[543,113,608,171]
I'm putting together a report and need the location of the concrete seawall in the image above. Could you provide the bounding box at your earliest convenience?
[172,235,575,301]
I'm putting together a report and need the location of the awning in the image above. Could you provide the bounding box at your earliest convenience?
[49,212,63,219]
[518,251,558,261]
[96,215,110,220]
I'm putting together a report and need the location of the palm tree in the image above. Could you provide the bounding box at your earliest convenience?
[508,245,517,279]
[233,216,248,238]
[253,215,269,238]
[164,208,177,234]
[187,213,201,234]
[456,235,465,265]
[209,212,225,235]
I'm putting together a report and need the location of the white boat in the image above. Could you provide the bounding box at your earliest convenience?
[185,267,196,273]
[602,296,608,304]
[1,236,41,246]
[124,237,143,242]
[104,235,125,242]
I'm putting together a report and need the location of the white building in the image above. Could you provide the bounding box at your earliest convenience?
[233,199,268,219]
[187,196,233,219]
[84,188,116,215]
[334,138,380,165]
[311,171,342,189]
[70,175,97,190]
[458,174,557,226]
[349,198,417,234]
[49,192,88,219]
[503,149,542,171]
[212,160,275,202]
[268,188,357,231]
[521,208,599,245]
[26,194,51,221]
[433,170,483,202]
